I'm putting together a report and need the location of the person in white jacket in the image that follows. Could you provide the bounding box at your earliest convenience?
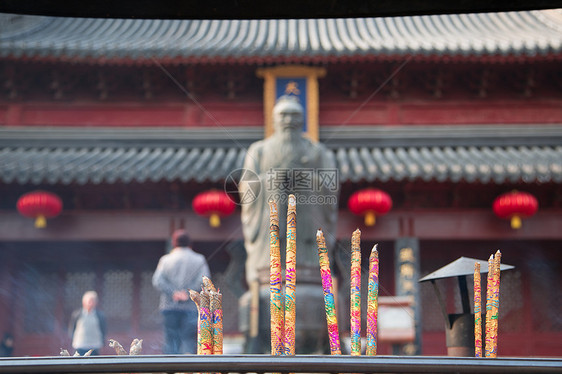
[69,291,106,355]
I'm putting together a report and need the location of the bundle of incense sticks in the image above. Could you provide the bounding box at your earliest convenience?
[269,200,284,356]
[316,229,341,355]
[284,194,297,356]
[190,276,223,355]
[365,244,379,356]
[474,261,482,358]
[203,276,224,355]
[350,229,362,356]
[484,251,502,358]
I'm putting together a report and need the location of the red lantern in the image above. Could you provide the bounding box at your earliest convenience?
[192,190,236,228]
[348,188,392,226]
[493,191,538,229]
[17,190,63,228]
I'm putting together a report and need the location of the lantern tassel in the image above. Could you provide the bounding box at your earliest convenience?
[210,214,221,228]
[365,211,376,226]
[510,215,521,229]
[35,215,47,229]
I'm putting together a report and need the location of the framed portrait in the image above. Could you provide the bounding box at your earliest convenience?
[256,65,326,141]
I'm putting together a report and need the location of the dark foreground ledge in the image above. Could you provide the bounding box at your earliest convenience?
[1,355,561,374]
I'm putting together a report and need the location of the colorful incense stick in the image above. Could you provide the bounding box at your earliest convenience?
[491,250,502,357]
[350,228,362,356]
[366,244,379,356]
[201,276,222,354]
[269,200,284,356]
[474,261,482,357]
[210,290,223,354]
[484,254,494,358]
[189,289,202,355]
[284,194,297,356]
[200,290,213,355]
[316,229,341,355]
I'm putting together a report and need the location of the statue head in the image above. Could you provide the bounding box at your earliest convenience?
[273,95,304,134]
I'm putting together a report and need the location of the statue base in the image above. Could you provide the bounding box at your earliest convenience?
[239,266,330,354]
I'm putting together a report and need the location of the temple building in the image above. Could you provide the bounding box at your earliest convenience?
[0,10,561,356]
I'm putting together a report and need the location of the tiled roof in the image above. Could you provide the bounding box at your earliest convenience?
[2,144,560,185]
[1,9,561,62]
[0,146,246,185]
[1,126,561,185]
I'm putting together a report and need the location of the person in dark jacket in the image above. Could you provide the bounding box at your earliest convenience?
[68,291,107,355]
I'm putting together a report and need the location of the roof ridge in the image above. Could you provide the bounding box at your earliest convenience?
[1,10,561,61]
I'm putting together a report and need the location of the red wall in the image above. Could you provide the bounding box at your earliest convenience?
[1,100,561,127]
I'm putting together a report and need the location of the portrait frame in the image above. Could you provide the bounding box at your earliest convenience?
[256,65,326,141]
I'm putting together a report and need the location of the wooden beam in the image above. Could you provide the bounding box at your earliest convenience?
[0,211,242,241]
[337,210,562,240]
[0,209,560,241]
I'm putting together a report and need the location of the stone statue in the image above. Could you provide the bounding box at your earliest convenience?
[238,95,339,353]
[240,95,339,285]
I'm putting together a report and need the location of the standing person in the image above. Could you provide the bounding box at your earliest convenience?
[152,229,211,354]
[0,333,14,357]
[69,291,106,356]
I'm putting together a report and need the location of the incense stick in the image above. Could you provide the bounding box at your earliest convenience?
[485,254,494,358]
[284,194,297,356]
[474,261,482,357]
[366,244,379,356]
[350,229,362,356]
[199,290,213,355]
[317,229,341,355]
[269,200,284,356]
[491,250,502,357]
[210,290,223,354]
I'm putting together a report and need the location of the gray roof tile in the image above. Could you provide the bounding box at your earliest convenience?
[1,10,561,61]
[1,125,561,185]
[4,143,559,185]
